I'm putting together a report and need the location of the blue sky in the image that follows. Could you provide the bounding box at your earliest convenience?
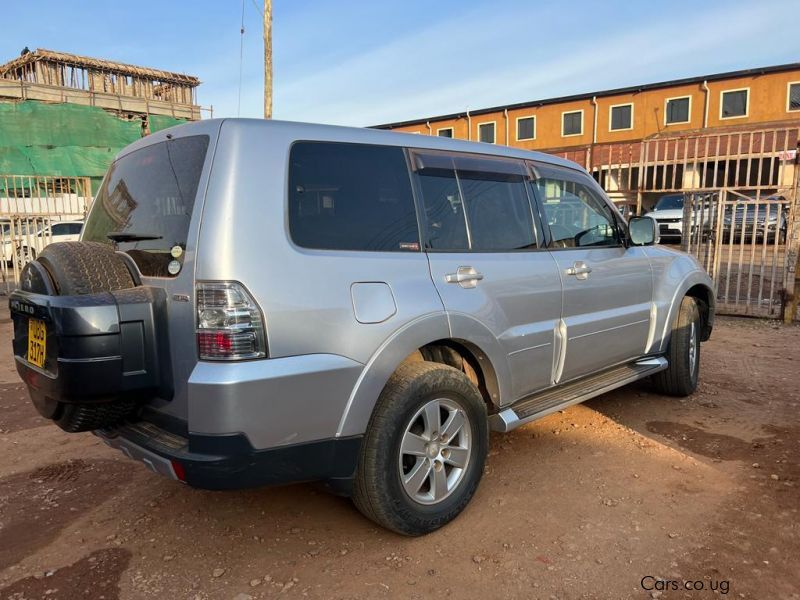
[1,0,798,126]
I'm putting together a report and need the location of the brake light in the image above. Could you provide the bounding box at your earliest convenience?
[196,282,267,360]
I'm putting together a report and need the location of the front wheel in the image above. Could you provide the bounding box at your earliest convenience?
[352,362,488,535]
[652,296,701,397]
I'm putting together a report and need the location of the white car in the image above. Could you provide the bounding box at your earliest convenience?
[2,220,83,265]
[645,193,716,243]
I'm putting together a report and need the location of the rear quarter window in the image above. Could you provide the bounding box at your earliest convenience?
[288,142,420,252]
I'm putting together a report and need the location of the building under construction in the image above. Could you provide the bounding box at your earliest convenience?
[0,47,203,192]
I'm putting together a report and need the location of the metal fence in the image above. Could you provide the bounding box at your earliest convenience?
[1,175,92,294]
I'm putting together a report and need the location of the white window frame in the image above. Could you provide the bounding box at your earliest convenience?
[436,126,454,137]
[561,109,584,137]
[719,87,750,120]
[477,120,497,144]
[515,115,536,141]
[787,81,800,112]
[664,95,692,126]
[608,102,634,132]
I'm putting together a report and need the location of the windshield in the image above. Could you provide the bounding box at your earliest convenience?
[654,194,684,211]
[83,135,209,277]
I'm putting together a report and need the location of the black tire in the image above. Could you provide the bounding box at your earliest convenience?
[352,362,489,536]
[35,241,134,296]
[652,296,701,397]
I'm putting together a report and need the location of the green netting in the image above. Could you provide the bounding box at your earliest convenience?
[0,101,189,193]
[149,114,189,133]
[0,101,142,149]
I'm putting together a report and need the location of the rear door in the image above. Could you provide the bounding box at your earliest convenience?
[412,150,563,401]
[529,161,653,383]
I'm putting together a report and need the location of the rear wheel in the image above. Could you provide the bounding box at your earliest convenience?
[652,296,700,397]
[352,362,488,535]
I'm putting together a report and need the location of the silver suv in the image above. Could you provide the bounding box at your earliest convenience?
[9,120,714,535]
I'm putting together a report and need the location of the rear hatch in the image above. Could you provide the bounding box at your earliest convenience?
[80,122,221,422]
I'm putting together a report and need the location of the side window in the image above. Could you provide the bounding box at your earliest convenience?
[413,154,469,251]
[530,163,619,248]
[288,142,420,252]
[413,151,539,251]
[50,223,67,235]
[70,223,84,235]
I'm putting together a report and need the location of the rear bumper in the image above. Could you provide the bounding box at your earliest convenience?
[96,417,362,492]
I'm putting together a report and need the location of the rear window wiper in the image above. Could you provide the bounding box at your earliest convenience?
[106,231,163,242]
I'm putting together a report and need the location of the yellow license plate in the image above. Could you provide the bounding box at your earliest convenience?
[27,318,47,368]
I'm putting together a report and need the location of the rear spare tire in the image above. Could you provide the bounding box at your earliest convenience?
[21,241,139,432]
[34,241,135,296]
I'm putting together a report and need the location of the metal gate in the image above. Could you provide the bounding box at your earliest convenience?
[1,175,92,294]
[681,186,798,318]
[565,126,800,320]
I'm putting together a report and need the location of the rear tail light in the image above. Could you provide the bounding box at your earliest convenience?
[196,282,267,360]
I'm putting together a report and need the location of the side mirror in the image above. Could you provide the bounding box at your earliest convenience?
[628,217,659,246]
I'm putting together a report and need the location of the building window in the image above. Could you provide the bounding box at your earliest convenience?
[437,127,454,138]
[478,122,496,144]
[787,82,800,112]
[609,103,633,131]
[516,116,536,140]
[562,110,583,136]
[721,89,748,119]
[665,96,691,125]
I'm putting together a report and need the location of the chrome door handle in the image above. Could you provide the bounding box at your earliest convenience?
[445,266,484,288]
[566,261,592,280]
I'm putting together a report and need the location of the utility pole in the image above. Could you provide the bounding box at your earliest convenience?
[263,0,272,119]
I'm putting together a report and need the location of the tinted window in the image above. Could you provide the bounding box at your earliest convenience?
[478,123,495,144]
[415,163,469,251]
[413,152,538,251]
[69,223,83,235]
[288,142,419,252]
[666,97,690,124]
[437,128,453,138]
[722,90,748,118]
[610,105,632,130]
[790,83,800,111]
[50,223,69,235]
[562,111,582,136]
[655,194,684,210]
[517,117,535,140]
[531,164,619,248]
[83,135,209,277]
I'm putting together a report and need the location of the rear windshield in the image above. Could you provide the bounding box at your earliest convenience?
[83,135,209,277]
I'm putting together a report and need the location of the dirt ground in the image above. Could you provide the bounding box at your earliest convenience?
[0,305,797,600]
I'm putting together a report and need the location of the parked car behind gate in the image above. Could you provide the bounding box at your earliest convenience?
[8,120,715,535]
[2,219,83,265]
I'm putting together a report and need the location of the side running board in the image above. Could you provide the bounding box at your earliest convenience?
[489,357,668,433]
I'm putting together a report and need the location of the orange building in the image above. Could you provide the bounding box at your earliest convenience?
[374,63,800,151]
